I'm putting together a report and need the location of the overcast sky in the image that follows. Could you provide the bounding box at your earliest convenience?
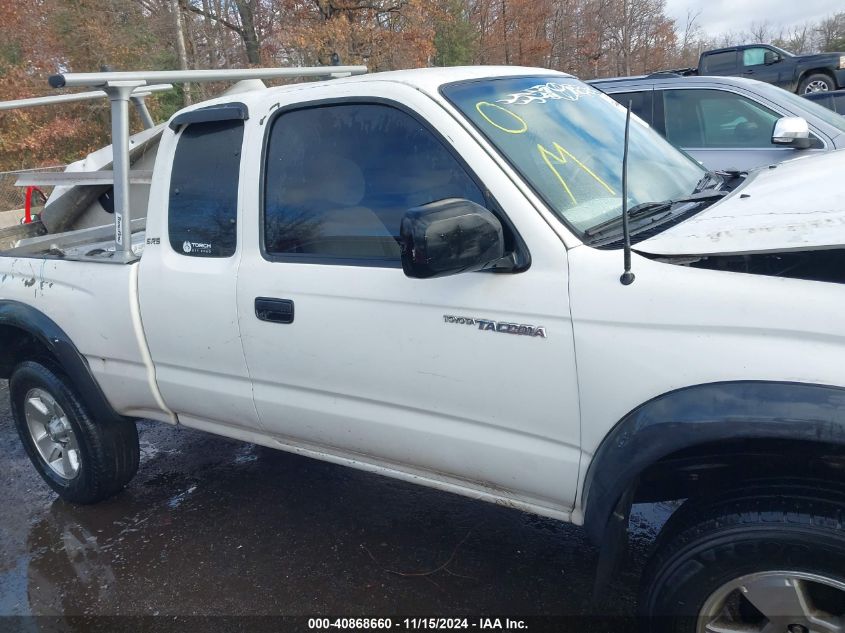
[664,0,840,37]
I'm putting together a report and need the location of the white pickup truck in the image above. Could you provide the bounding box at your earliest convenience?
[2,65,845,631]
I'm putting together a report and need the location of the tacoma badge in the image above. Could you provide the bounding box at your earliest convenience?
[443,315,547,338]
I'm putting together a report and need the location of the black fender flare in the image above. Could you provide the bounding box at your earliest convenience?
[0,300,124,424]
[582,380,845,545]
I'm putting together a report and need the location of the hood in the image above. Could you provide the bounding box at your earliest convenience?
[635,150,845,257]
[797,52,845,63]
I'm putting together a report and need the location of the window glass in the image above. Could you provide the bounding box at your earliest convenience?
[263,103,485,262]
[662,89,781,148]
[742,47,768,66]
[701,51,737,73]
[442,77,703,234]
[609,91,653,125]
[169,119,243,257]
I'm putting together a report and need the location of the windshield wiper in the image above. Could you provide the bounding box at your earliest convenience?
[584,190,727,237]
[693,170,724,193]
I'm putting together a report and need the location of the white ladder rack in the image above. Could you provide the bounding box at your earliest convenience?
[7,65,368,261]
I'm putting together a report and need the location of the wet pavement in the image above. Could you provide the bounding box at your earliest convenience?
[0,379,673,626]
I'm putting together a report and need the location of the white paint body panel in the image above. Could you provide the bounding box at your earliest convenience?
[236,81,581,514]
[638,149,845,256]
[0,258,167,422]
[568,246,845,459]
[4,66,845,525]
[138,123,259,432]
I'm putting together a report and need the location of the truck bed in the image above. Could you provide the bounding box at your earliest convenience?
[0,247,166,421]
[1,219,146,263]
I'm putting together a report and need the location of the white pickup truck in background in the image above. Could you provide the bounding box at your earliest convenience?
[2,65,845,631]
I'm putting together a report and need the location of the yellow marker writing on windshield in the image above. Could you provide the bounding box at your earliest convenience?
[537,143,577,205]
[538,142,616,204]
[475,101,528,134]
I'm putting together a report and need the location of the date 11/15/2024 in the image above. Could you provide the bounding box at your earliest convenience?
[308,618,529,630]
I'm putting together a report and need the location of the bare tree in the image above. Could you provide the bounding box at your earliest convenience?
[815,12,845,51]
[170,0,192,104]
[748,20,774,44]
[183,0,262,64]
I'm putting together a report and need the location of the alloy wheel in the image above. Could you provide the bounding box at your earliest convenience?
[698,571,845,633]
[804,81,830,93]
[24,388,81,480]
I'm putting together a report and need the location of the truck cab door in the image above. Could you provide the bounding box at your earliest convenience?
[235,85,582,516]
[138,109,261,432]
[740,47,785,88]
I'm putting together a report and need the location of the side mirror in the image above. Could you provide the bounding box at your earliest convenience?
[400,198,507,279]
[763,51,779,65]
[772,116,812,149]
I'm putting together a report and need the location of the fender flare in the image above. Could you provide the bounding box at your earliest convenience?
[0,300,124,424]
[582,380,845,544]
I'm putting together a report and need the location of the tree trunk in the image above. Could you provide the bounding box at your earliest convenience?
[501,0,509,64]
[171,0,192,105]
[233,0,261,65]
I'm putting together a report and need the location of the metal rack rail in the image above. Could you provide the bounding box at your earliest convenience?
[4,65,368,261]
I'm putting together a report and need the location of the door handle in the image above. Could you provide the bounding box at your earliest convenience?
[255,297,294,324]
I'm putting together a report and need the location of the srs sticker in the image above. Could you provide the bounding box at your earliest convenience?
[443,315,547,339]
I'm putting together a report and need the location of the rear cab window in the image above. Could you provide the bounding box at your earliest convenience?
[168,118,244,257]
[701,50,738,74]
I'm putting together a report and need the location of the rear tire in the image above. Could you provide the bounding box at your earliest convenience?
[799,73,835,94]
[10,360,139,504]
[639,480,845,633]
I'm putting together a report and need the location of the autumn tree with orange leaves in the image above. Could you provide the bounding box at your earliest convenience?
[2,0,843,172]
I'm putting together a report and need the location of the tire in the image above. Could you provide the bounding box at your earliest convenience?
[799,73,835,94]
[10,360,139,504]
[640,479,845,633]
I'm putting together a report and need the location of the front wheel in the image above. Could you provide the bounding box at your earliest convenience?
[799,74,835,94]
[10,360,140,504]
[640,481,845,633]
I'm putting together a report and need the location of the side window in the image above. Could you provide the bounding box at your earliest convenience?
[609,90,653,125]
[662,89,781,148]
[701,51,737,73]
[263,103,486,263]
[168,119,244,257]
[742,47,768,67]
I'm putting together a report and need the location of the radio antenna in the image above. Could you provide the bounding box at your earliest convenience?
[620,101,635,286]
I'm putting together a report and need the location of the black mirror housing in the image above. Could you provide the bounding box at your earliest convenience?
[400,198,506,279]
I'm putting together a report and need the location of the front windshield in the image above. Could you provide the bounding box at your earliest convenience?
[442,76,705,235]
